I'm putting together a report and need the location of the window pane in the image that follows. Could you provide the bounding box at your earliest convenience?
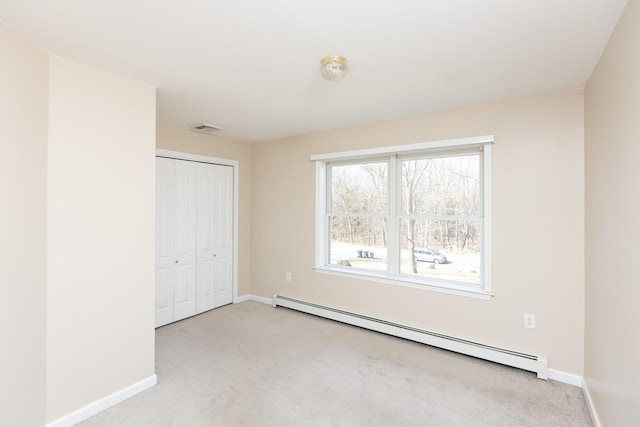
[400,218,481,285]
[331,162,388,214]
[401,155,480,216]
[330,216,387,271]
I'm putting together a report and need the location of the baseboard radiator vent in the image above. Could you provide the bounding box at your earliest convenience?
[273,295,548,380]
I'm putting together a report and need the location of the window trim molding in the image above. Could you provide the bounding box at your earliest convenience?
[312,135,494,299]
[310,135,493,162]
[313,266,494,300]
[315,160,328,268]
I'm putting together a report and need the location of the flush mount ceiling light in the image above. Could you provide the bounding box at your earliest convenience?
[320,55,348,81]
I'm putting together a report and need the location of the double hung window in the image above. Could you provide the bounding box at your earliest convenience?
[312,136,492,298]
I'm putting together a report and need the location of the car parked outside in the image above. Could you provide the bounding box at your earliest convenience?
[414,248,447,264]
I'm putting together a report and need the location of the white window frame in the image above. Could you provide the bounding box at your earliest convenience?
[311,135,494,300]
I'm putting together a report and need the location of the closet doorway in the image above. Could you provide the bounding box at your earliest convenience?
[155,150,238,327]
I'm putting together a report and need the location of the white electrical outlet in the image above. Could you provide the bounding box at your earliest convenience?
[285,272,292,282]
[524,313,536,329]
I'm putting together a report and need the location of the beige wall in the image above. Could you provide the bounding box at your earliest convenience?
[46,57,156,422]
[157,123,252,297]
[585,0,640,425]
[252,90,585,374]
[8,2,638,422]
[0,22,48,427]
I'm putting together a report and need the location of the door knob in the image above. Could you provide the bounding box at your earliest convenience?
[175,260,179,263]
[213,254,217,257]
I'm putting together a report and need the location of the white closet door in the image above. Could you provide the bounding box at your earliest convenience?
[172,160,198,322]
[197,163,233,312]
[156,156,234,327]
[213,165,234,307]
[155,158,175,327]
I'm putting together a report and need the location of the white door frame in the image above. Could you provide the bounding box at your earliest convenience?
[156,149,239,305]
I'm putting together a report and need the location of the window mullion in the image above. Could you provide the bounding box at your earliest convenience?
[482,144,492,292]
[387,154,400,274]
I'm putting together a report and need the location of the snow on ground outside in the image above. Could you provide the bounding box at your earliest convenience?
[329,242,480,284]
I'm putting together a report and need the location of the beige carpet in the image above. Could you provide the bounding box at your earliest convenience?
[79,301,592,426]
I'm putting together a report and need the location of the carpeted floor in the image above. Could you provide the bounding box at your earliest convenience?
[79,301,593,426]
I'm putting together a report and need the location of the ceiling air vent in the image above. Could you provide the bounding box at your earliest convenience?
[190,123,223,135]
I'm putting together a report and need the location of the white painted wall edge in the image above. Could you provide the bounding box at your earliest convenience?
[582,379,602,427]
[237,295,585,388]
[45,375,157,427]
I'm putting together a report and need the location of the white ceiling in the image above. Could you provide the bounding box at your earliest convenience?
[0,0,628,142]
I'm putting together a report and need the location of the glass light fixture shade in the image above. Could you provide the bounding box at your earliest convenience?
[320,55,348,81]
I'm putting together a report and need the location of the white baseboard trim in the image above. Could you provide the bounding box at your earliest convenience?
[583,379,602,427]
[238,296,587,387]
[236,294,272,305]
[235,294,250,303]
[547,369,583,387]
[45,374,157,427]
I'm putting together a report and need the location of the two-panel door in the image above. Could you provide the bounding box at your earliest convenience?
[196,162,233,313]
[155,157,233,327]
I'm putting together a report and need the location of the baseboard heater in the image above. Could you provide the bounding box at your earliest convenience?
[272,295,548,380]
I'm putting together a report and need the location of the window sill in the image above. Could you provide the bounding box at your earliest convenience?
[313,266,494,300]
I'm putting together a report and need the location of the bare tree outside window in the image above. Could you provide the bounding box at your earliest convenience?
[399,154,481,284]
[325,146,485,287]
[329,162,388,271]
